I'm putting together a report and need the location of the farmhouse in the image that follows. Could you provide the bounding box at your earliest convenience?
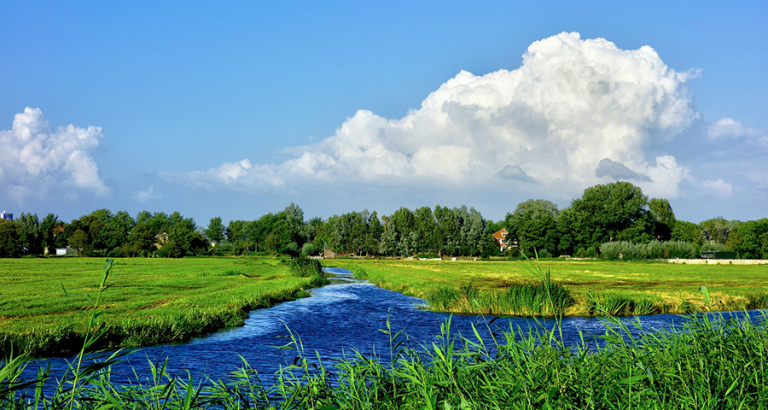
[492,228,517,252]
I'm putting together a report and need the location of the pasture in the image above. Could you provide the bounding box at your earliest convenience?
[0,257,314,356]
[326,258,768,316]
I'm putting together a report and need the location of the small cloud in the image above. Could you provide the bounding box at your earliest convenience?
[700,179,733,196]
[134,186,161,202]
[708,118,764,139]
[595,158,651,182]
[495,165,535,183]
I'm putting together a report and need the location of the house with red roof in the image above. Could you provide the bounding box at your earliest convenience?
[492,228,516,253]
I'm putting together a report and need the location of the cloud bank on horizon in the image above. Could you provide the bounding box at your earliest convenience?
[0,107,109,202]
[165,32,756,201]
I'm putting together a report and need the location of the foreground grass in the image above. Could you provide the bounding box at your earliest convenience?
[0,257,321,357]
[325,259,768,316]
[2,310,766,409]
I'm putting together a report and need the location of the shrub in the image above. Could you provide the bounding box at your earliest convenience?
[536,248,553,258]
[289,257,323,277]
[600,240,697,260]
[300,242,318,257]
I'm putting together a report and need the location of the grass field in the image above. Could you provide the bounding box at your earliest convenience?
[0,257,319,357]
[325,258,768,316]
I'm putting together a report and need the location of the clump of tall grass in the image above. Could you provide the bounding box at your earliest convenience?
[288,257,330,289]
[589,294,666,316]
[600,240,699,260]
[426,255,574,317]
[288,257,323,277]
[500,280,574,316]
[745,292,768,309]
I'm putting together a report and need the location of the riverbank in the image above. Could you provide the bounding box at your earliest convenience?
[324,259,768,316]
[0,257,323,357]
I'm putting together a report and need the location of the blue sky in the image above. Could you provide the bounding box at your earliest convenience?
[1,1,767,225]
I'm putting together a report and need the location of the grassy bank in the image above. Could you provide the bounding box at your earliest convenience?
[0,257,324,357]
[2,310,766,409]
[325,259,768,316]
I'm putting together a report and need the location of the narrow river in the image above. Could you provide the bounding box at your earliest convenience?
[28,268,758,386]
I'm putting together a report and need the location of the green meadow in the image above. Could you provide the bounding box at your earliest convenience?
[326,259,768,316]
[0,257,318,357]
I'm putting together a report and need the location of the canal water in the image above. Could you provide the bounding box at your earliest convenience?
[25,268,759,386]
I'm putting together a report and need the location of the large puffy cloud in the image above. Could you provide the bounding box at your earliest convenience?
[169,32,720,199]
[0,107,109,201]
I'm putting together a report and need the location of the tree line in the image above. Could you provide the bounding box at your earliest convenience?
[1,181,766,259]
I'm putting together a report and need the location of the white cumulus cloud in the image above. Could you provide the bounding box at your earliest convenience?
[167,32,727,200]
[0,108,110,201]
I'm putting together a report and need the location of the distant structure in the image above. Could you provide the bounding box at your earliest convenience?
[155,232,169,249]
[323,243,335,259]
[55,247,78,256]
[492,228,516,253]
[701,250,737,260]
[1,211,13,221]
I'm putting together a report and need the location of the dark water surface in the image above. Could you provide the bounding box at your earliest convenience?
[27,268,759,386]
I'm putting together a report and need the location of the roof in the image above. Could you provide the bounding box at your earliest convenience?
[492,228,508,240]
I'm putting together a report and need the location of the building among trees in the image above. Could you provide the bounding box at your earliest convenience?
[493,228,515,253]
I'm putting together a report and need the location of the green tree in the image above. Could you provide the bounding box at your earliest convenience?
[124,223,156,256]
[162,224,196,258]
[700,217,741,244]
[68,229,89,254]
[671,220,703,245]
[569,182,653,250]
[265,219,295,255]
[649,198,676,241]
[506,199,559,256]
[365,211,383,256]
[0,220,22,257]
[205,217,226,243]
[434,205,461,256]
[727,219,768,259]
[99,210,134,251]
[39,213,60,255]
[17,213,42,254]
[414,206,437,253]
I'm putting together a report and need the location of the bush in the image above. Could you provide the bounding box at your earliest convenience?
[289,257,323,277]
[700,242,728,252]
[600,240,697,260]
[300,243,318,257]
[536,249,553,258]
